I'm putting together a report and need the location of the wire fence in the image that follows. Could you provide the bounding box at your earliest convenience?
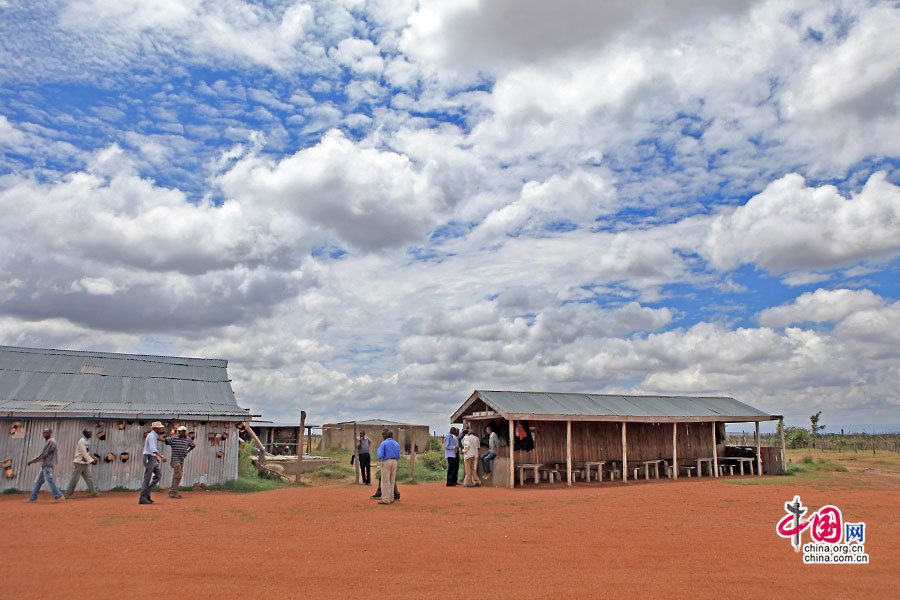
[726,432,900,452]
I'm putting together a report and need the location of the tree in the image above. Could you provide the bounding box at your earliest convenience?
[809,411,824,449]
[784,427,810,449]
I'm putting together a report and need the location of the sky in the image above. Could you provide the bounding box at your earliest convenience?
[1,0,899,433]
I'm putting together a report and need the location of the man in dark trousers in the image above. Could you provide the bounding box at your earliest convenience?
[443,427,460,486]
[164,426,195,498]
[356,430,372,485]
[139,421,167,504]
[26,428,64,502]
[64,428,99,498]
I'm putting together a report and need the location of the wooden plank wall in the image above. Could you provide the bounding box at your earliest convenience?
[0,418,238,492]
[502,420,718,466]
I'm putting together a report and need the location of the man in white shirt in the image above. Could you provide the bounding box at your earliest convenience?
[64,428,99,498]
[461,429,481,487]
[139,421,168,505]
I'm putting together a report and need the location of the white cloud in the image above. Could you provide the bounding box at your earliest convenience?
[704,172,900,273]
[758,288,885,327]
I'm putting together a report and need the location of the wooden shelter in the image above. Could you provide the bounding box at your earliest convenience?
[451,390,785,489]
[0,345,250,492]
[321,419,428,455]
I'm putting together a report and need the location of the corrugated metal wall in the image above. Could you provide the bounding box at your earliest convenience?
[1,418,238,492]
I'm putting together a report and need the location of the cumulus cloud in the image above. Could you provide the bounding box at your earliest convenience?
[758,288,886,327]
[704,172,900,273]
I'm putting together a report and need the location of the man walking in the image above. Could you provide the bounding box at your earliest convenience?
[376,429,400,505]
[481,425,500,480]
[64,428,99,498]
[139,421,167,505]
[27,428,64,502]
[356,430,372,485]
[164,426,194,498]
[443,427,460,486]
[461,429,481,487]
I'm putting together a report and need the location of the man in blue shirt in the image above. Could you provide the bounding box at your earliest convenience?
[443,427,460,486]
[376,429,401,504]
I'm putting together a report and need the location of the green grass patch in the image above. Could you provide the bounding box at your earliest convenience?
[2,488,23,494]
[314,464,354,479]
[108,486,134,492]
[208,476,293,493]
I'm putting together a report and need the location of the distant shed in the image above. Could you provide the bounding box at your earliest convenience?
[0,345,250,492]
[322,419,429,455]
[452,390,784,488]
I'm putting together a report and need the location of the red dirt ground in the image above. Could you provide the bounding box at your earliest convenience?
[4,475,896,599]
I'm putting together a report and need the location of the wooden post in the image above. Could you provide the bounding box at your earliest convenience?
[712,422,718,478]
[622,421,627,482]
[243,424,266,465]
[296,411,306,483]
[779,418,786,473]
[353,422,360,484]
[307,426,312,454]
[409,427,416,481]
[755,421,761,476]
[508,419,515,489]
[566,420,573,486]
[672,422,678,480]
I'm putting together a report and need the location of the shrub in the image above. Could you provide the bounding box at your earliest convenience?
[785,427,811,449]
[420,450,446,471]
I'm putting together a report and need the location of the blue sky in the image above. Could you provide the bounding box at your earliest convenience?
[2,0,900,431]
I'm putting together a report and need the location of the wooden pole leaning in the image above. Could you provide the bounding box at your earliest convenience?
[508,419,515,489]
[672,422,678,480]
[243,424,266,465]
[622,421,628,483]
[755,421,762,476]
[779,417,786,473]
[566,420,573,486]
[712,421,718,478]
[353,421,360,484]
[297,411,306,483]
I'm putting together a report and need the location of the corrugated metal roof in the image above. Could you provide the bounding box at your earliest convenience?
[461,390,776,420]
[0,345,248,418]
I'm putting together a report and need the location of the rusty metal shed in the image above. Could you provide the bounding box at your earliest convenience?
[1,345,249,493]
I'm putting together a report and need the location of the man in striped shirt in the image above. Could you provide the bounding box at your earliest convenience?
[164,426,195,499]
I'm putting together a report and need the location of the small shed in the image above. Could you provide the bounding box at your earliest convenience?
[321,419,429,455]
[451,390,784,488]
[0,345,250,492]
[248,421,319,456]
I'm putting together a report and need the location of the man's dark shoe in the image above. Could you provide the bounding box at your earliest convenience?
[139,500,152,505]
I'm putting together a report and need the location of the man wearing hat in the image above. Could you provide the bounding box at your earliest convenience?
[164,426,195,498]
[139,421,168,505]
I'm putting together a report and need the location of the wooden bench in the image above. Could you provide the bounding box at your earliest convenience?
[538,466,560,483]
[516,463,542,486]
[677,465,697,477]
[719,463,735,476]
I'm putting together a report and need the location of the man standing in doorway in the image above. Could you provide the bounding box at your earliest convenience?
[26,428,64,502]
[139,421,167,505]
[164,426,195,498]
[443,427,460,486]
[356,430,372,485]
[481,425,500,480]
[376,429,400,505]
[64,428,99,498]
[461,429,481,487]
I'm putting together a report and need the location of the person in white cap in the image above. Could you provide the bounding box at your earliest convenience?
[139,421,167,504]
[164,426,195,498]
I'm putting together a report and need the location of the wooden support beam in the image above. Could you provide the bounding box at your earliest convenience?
[712,421,719,478]
[672,422,678,480]
[622,422,627,483]
[306,426,312,454]
[755,421,762,476]
[566,420,573,486]
[508,419,515,489]
[243,423,266,465]
[409,427,416,481]
[353,421,360,484]
[297,411,306,483]
[779,417,786,473]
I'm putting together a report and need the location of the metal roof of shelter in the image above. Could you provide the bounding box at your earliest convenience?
[452,390,780,423]
[328,418,428,428]
[0,345,249,420]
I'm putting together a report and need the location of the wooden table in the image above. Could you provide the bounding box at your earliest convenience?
[582,461,606,482]
[695,458,716,477]
[639,459,663,480]
[517,463,542,486]
[727,457,756,475]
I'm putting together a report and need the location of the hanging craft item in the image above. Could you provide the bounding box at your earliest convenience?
[188,431,196,440]
[223,423,229,430]
[211,422,218,429]
[9,423,19,435]
[235,422,245,431]
[214,433,222,445]
[97,430,106,440]
[0,459,11,469]
[105,453,115,462]
[207,433,216,441]
[120,452,129,463]
[4,466,13,479]
[193,422,199,428]
[118,421,126,430]
[91,453,101,462]
[221,432,229,440]
[96,421,103,429]
[217,450,224,458]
